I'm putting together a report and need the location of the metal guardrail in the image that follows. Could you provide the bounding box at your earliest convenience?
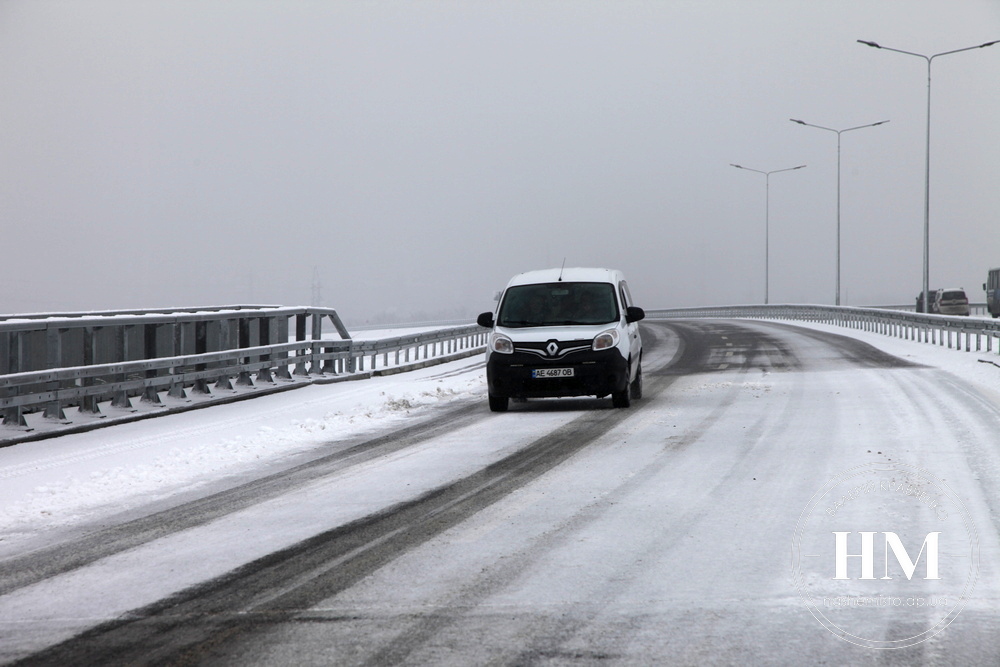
[0,305,486,437]
[0,304,285,323]
[17,298,990,441]
[867,302,990,317]
[351,326,485,372]
[647,304,1000,354]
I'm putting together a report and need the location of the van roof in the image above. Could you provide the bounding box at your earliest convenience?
[505,267,622,287]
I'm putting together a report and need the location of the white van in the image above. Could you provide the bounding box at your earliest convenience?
[476,267,644,412]
[934,288,970,316]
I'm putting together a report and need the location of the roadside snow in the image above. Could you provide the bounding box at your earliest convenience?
[0,358,485,544]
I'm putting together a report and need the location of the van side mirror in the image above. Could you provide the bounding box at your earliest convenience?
[626,306,645,323]
[477,312,495,328]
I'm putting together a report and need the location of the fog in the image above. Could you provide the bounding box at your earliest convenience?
[2,1,998,324]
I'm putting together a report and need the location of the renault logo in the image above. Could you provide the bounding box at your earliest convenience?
[546,341,560,357]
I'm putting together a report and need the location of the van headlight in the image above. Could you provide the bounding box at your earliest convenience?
[592,329,620,351]
[490,333,514,354]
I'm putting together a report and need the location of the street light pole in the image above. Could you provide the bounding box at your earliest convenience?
[858,38,999,313]
[789,118,889,306]
[730,163,807,305]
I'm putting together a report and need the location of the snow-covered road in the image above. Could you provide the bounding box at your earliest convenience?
[3,319,1000,665]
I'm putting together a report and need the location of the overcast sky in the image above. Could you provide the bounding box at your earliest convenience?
[2,1,998,323]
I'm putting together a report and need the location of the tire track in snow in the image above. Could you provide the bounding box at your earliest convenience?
[0,400,485,597]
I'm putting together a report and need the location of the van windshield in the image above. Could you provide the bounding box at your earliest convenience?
[497,282,619,327]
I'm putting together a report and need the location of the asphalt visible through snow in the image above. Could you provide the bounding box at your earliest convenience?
[5,319,1000,666]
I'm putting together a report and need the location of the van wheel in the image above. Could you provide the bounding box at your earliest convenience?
[488,393,509,412]
[630,362,643,400]
[612,380,631,408]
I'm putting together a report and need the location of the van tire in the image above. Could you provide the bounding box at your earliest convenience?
[611,380,631,408]
[488,393,509,412]
[630,361,643,400]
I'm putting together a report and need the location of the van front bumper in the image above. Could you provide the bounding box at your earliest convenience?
[485,349,629,399]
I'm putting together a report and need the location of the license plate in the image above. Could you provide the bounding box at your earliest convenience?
[532,367,574,378]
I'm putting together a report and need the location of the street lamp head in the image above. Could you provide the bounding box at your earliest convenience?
[980,40,1000,48]
[858,40,881,48]
[790,119,806,125]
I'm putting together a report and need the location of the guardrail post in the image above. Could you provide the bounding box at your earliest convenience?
[141,323,163,404]
[1,331,28,427]
[192,321,212,394]
[293,314,310,377]
[42,326,68,421]
[80,326,103,414]
[111,325,134,408]
[236,317,254,387]
[309,312,325,375]
[275,315,294,380]
[169,321,188,399]
[257,317,275,383]
[214,319,234,390]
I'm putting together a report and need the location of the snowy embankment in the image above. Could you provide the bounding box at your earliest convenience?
[0,343,485,548]
[1,318,999,550]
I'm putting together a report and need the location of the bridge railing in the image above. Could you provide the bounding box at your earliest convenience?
[647,304,1000,355]
[865,302,990,317]
[0,305,485,439]
[350,326,485,373]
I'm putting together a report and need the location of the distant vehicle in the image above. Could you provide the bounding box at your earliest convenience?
[916,290,939,314]
[934,288,970,316]
[985,268,1000,318]
[477,267,644,412]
